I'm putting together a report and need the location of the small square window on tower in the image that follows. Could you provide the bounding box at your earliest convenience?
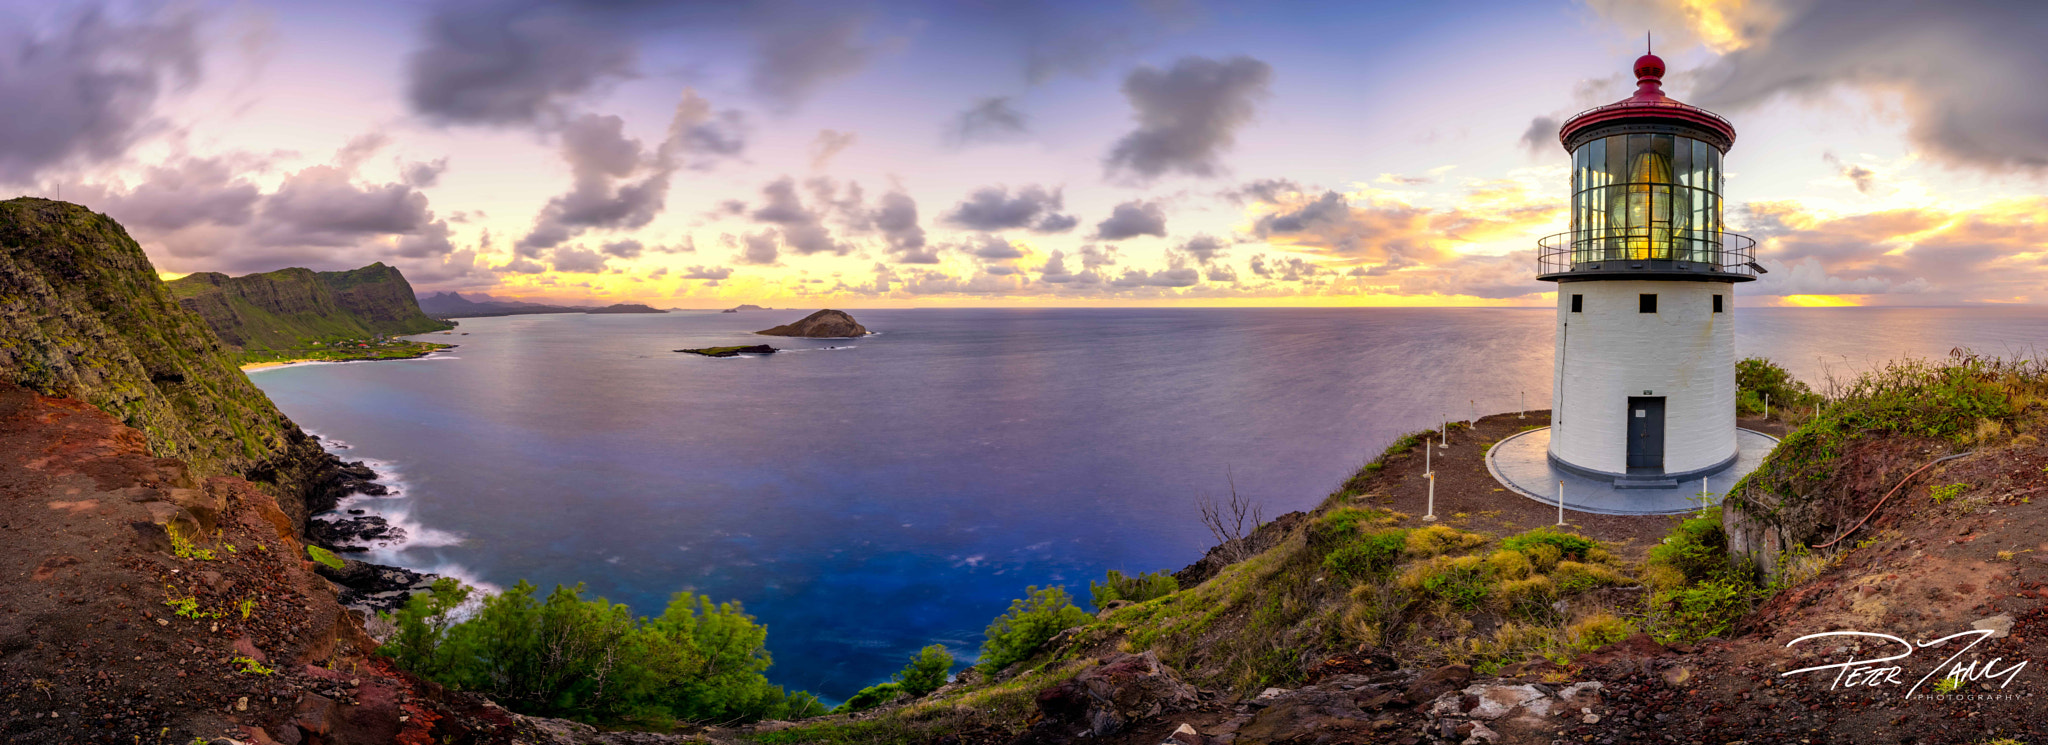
[1713,294,1724,313]
[1639,294,1657,313]
[1570,294,1583,313]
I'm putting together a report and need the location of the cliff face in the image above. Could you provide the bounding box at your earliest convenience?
[168,262,451,350]
[0,197,336,527]
[319,262,451,334]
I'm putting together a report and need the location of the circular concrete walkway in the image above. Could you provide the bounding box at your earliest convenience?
[1484,427,1780,515]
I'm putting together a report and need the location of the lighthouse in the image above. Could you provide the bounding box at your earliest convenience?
[1538,51,1759,489]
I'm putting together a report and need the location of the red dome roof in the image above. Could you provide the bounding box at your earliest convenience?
[1558,54,1736,150]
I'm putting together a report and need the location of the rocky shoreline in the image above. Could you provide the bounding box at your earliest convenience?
[303,452,446,618]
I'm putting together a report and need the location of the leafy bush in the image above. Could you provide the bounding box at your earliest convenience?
[1495,575,1555,611]
[1322,529,1408,580]
[1404,525,1487,558]
[1089,570,1178,609]
[377,580,824,726]
[1931,483,1968,505]
[1550,561,1627,593]
[1309,507,1393,547]
[1567,613,1633,651]
[1402,555,1491,610]
[1483,550,1533,581]
[894,645,952,696]
[1736,357,1821,416]
[979,586,1093,672]
[831,682,903,714]
[1650,577,1758,643]
[1646,509,1731,584]
[1499,528,1597,563]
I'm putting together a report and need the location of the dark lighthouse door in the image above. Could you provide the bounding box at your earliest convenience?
[1626,397,1665,472]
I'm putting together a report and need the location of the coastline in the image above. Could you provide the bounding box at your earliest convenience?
[238,340,454,371]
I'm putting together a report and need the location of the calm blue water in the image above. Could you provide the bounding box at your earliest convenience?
[248,306,2048,699]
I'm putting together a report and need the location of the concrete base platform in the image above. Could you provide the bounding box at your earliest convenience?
[1484,427,1781,516]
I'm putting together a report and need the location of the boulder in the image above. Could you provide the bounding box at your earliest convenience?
[1033,651,1199,736]
[755,309,868,338]
[1236,690,1377,743]
[1402,664,1473,705]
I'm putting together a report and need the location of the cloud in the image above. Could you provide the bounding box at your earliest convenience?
[405,1,634,126]
[1105,55,1272,182]
[259,165,438,247]
[516,112,672,252]
[1730,198,2048,301]
[942,185,1076,232]
[601,239,643,258]
[403,158,450,188]
[1245,184,1561,269]
[670,89,748,169]
[518,92,737,253]
[1821,152,1885,196]
[682,265,732,280]
[738,231,780,265]
[1519,116,1560,155]
[750,11,873,109]
[86,154,263,232]
[1095,200,1167,240]
[965,234,1024,259]
[551,245,607,273]
[1178,234,1226,262]
[749,176,852,256]
[810,129,857,169]
[0,4,202,183]
[873,190,932,263]
[1111,266,1200,287]
[1638,0,2048,172]
[950,97,1030,143]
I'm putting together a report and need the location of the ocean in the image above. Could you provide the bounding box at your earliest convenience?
[247,306,2048,700]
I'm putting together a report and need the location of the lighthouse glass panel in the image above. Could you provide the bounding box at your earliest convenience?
[1568,133,1722,266]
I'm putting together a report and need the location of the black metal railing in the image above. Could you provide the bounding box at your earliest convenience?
[1536,229,1757,278]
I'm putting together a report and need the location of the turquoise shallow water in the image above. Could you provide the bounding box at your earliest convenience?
[247,306,2048,699]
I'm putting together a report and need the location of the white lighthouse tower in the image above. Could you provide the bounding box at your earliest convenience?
[1539,51,1758,489]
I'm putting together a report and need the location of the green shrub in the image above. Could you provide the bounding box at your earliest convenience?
[1646,509,1730,584]
[1484,549,1533,581]
[1931,483,1968,505]
[1568,613,1634,652]
[1404,524,1487,557]
[830,682,903,714]
[1089,570,1178,609]
[376,579,822,726]
[305,545,344,570]
[1404,556,1490,610]
[1650,577,1758,643]
[1309,507,1392,547]
[1550,561,1627,593]
[1322,529,1408,580]
[1736,357,1821,416]
[1499,527,1597,563]
[979,586,1093,672]
[894,645,952,696]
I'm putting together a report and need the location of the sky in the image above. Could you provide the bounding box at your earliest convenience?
[3,0,2045,308]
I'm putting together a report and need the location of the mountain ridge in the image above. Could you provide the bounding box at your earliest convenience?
[168,263,451,350]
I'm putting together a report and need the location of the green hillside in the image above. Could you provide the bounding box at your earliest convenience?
[168,262,453,352]
[0,197,337,526]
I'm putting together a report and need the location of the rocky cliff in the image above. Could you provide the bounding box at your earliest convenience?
[0,197,339,528]
[169,262,451,351]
